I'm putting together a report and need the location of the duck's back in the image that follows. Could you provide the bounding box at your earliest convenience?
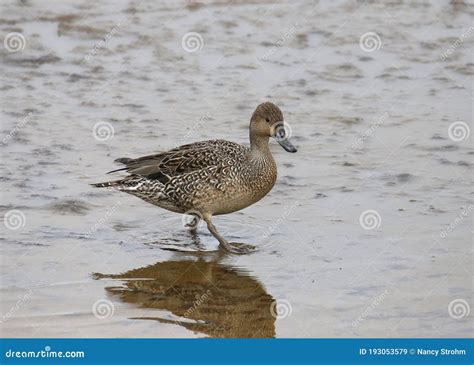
[112,139,248,178]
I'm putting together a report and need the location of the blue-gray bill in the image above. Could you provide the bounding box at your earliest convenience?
[277,138,297,153]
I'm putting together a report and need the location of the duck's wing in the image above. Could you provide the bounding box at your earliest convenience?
[109,139,247,182]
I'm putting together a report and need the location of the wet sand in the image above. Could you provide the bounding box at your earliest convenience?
[0,1,472,337]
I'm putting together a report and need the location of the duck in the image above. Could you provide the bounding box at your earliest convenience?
[92,102,297,254]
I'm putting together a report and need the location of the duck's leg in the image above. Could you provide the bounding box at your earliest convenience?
[203,215,237,253]
[203,214,256,254]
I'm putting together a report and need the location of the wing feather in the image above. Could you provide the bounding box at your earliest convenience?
[109,140,247,180]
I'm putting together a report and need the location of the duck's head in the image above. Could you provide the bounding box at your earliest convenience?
[250,102,297,153]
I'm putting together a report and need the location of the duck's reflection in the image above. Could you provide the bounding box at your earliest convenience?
[94,256,276,337]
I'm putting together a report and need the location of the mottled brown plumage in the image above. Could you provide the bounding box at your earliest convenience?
[92,102,297,253]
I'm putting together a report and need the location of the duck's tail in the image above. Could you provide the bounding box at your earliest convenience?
[90,180,122,188]
[91,175,148,191]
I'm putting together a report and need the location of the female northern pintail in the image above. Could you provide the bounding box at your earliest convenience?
[92,102,297,253]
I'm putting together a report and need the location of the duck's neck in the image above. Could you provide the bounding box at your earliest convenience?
[248,131,277,189]
[250,133,271,155]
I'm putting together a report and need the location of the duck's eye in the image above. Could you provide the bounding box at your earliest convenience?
[265,118,270,123]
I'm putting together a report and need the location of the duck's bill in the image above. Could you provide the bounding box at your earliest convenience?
[277,138,297,153]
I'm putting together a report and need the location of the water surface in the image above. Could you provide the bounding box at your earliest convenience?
[0,0,472,337]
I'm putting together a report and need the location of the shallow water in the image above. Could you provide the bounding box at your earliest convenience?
[0,0,472,338]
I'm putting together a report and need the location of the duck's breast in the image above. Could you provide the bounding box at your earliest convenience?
[209,156,277,215]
